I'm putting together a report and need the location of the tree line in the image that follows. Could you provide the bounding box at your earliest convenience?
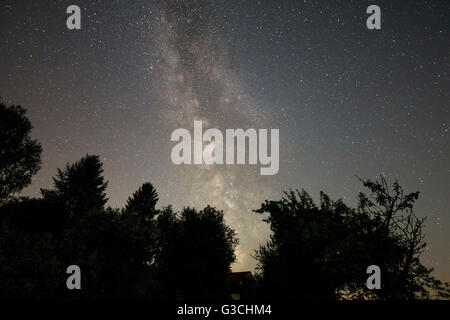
[0,100,449,300]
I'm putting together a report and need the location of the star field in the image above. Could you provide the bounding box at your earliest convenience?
[0,0,448,281]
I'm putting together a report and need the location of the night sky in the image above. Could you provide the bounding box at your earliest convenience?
[0,0,448,282]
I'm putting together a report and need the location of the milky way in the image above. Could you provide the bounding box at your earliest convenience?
[145,1,276,269]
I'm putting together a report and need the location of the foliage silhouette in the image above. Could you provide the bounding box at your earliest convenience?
[355,177,450,299]
[155,205,239,300]
[0,100,448,300]
[41,154,108,224]
[0,151,239,299]
[59,208,158,299]
[0,100,42,201]
[0,197,65,235]
[254,177,450,300]
[0,224,62,299]
[124,182,159,219]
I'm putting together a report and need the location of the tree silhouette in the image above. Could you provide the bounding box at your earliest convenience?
[1,98,449,300]
[0,101,42,201]
[124,182,159,219]
[0,197,65,235]
[0,224,62,299]
[41,155,108,223]
[254,177,450,300]
[254,190,353,299]
[60,208,158,299]
[355,177,450,299]
[156,205,239,300]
